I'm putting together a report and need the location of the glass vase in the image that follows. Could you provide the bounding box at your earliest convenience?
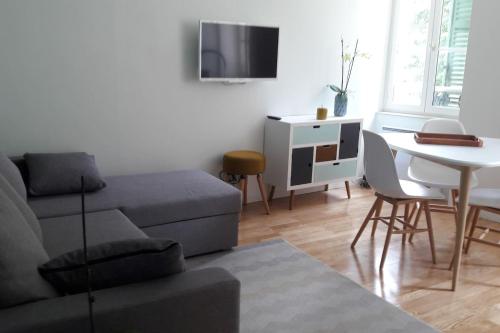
[334,93,348,117]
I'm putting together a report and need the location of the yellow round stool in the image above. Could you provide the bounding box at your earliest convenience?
[223,150,270,214]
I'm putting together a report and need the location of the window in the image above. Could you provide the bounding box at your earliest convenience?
[385,0,474,115]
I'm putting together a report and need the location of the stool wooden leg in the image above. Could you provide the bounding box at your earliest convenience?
[256,174,271,215]
[289,190,295,210]
[268,185,276,203]
[352,197,383,248]
[423,201,437,264]
[345,181,351,199]
[240,176,248,206]
[380,203,399,271]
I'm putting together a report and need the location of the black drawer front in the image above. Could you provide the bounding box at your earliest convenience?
[339,123,361,159]
[291,147,314,186]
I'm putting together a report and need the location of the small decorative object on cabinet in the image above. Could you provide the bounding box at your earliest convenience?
[316,107,328,120]
[264,114,362,209]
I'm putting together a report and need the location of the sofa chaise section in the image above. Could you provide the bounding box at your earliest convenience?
[28,170,242,256]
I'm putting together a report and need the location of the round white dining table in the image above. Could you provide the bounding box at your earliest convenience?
[382,132,500,290]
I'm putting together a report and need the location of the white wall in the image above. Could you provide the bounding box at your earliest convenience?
[0,0,391,202]
[461,0,500,191]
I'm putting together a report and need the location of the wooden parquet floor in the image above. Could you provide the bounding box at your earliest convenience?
[238,184,500,333]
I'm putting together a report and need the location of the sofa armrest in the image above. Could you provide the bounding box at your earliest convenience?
[0,267,240,333]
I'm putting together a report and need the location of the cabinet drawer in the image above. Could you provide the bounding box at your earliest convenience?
[315,144,338,162]
[292,124,340,145]
[313,160,357,183]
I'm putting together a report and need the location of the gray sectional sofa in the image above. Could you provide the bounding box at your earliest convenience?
[0,154,242,333]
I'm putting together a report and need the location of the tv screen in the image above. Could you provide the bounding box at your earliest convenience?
[199,21,279,81]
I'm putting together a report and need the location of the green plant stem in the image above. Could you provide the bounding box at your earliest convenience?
[341,38,344,91]
[345,39,359,91]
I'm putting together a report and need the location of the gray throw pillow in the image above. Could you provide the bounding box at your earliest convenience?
[0,188,58,308]
[0,174,43,242]
[24,152,106,196]
[0,153,27,200]
[39,239,185,295]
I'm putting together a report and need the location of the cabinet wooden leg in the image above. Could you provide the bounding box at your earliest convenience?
[324,184,329,191]
[268,185,276,203]
[345,180,351,199]
[289,190,295,210]
[256,174,271,215]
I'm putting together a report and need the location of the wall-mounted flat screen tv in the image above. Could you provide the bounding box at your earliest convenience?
[199,21,279,82]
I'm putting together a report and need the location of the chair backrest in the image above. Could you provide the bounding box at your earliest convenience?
[421,118,466,134]
[409,118,466,188]
[363,130,405,198]
[394,152,412,181]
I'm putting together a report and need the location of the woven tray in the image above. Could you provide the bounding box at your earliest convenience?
[414,132,483,147]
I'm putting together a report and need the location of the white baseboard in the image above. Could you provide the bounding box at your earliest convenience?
[245,177,363,203]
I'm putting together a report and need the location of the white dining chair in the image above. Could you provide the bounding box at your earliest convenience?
[351,130,445,270]
[408,118,478,243]
[369,150,417,239]
[408,119,477,189]
[464,188,500,253]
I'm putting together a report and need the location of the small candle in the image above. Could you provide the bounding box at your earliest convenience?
[317,107,328,120]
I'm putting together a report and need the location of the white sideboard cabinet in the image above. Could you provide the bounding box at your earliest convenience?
[264,115,363,209]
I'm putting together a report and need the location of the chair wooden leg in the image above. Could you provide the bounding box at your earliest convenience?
[345,180,351,199]
[407,203,418,223]
[256,174,271,215]
[268,185,276,203]
[408,203,423,243]
[239,177,248,206]
[465,207,481,254]
[289,190,295,210]
[370,199,383,238]
[380,204,399,271]
[452,189,459,209]
[423,201,437,264]
[351,197,383,249]
[402,204,410,244]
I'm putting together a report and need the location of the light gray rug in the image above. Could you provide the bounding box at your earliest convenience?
[188,240,438,333]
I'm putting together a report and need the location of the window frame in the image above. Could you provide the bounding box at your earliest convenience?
[383,0,468,117]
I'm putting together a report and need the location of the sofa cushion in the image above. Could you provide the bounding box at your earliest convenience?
[0,174,43,242]
[30,170,242,228]
[24,152,106,196]
[39,239,185,295]
[0,188,58,308]
[40,210,147,258]
[0,153,27,200]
